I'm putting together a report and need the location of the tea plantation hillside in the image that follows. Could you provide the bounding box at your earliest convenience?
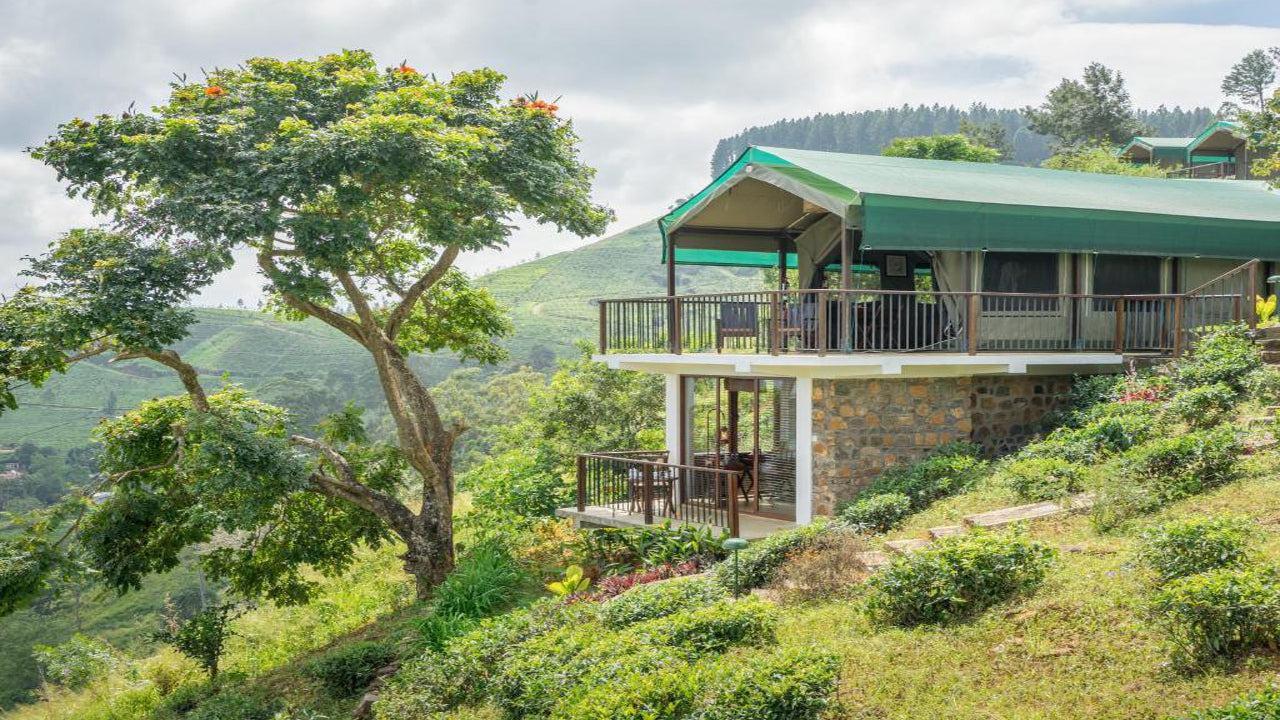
[0,220,751,450]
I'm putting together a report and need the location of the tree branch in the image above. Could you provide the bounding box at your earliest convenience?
[115,348,210,412]
[384,246,459,340]
[334,269,379,333]
[255,250,366,345]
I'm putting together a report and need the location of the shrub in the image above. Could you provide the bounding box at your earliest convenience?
[1148,565,1280,670]
[303,640,397,697]
[701,647,842,720]
[600,577,727,628]
[861,443,986,509]
[1176,687,1280,719]
[574,521,728,575]
[549,660,703,720]
[1138,516,1255,584]
[1177,325,1262,392]
[837,492,912,533]
[1064,373,1125,421]
[154,602,241,679]
[32,633,115,690]
[866,530,1056,626]
[433,542,526,619]
[998,457,1086,501]
[186,690,281,720]
[634,597,777,653]
[1167,382,1239,429]
[710,521,835,592]
[1022,400,1162,463]
[583,560,701,602]
[1122,427,1240,503]
[768,531,870,604]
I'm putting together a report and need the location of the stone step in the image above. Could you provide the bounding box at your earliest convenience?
[928,524,967,540]
[884,538,931,555]
[1255,326,1280,341]
[963,493,1095,529]
[1259,339,1280,351]
[857,551,891,568]
[1264,351,1280,365]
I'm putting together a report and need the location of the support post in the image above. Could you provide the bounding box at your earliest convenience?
[1114,298,1126,354]
[642,463,654,525]
[1173,296,1185,356]
[967,294,980,355]
[1248,261,1259,330]
[817,290,828,356]
[728,471,740,538]
[770,292,781,356]
[778,241,787,291]
[598,301,607,354]
[840,228,852,352]
[576,455,586,512]
[671,297,682,354]
[667,234,679,353]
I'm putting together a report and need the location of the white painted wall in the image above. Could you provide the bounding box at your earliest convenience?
[664,373,681,464]
[794,375,813,524]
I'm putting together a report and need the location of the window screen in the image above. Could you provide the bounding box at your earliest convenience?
[982,252,1059,310]
[1093,254,1161,295]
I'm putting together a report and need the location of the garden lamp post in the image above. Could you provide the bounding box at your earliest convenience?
[724,537,750,598]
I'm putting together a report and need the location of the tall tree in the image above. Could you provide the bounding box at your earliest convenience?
[1023,62,1146,147]
[0,50,611,610]
[881,133,1000,162]
[1221,48,1277,114]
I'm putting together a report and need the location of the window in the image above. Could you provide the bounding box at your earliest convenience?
[1092,254,1162,311]
[981,252,1059,310]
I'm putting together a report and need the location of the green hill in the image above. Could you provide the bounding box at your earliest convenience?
[0,220,752,449]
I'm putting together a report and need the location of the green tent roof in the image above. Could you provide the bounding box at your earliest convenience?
[661,146,1280,265]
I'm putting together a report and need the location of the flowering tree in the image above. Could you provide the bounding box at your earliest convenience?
[0,50,611,610]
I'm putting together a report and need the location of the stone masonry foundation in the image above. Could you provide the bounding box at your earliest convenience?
[810,375,1074,516]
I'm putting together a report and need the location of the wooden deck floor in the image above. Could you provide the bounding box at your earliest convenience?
[555,504,796,541]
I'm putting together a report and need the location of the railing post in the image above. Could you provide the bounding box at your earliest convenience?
[769,292,781,356]
[576,455,586,512]
[641,463,654,525]
[727,471,740,538]
[1173,296,1185,357]
[1113,298,1125,354]
[670,297,683,354]
[967,294,980,355]
[1247,262,1259,330]
[817,290,828,357]
[598,301,607,354]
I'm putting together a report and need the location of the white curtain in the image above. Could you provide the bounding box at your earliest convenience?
[930,251,967,332]
[794,214,843,289]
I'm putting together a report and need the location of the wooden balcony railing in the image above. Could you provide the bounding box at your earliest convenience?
[576,452,741,536]
[598,264,1260,358]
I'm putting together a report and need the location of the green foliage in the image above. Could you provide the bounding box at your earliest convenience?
[31,634,115,690]
[432,543,525,619]
[1166,383,1239,429]
[710,521,835,592]
[303,640,396,697]
[866,530,1056,626]
[1176,687,1280,720]
[632,597,777,654]
[998,457,1087,501]
[1042,145,1170,177]
[859,442,986,510]
[1258,295,1278,326]
[1148,566,1280,670]
[1024,62,1146,146]
[1221,49,1277,113]
[1138,516,1255,584]
[1177,325,1262,392]
[546,564,589,598]
[185,690,282,720]
[1023,399,1163,464]
[837,492,912,533]
[880,133,1001,162]
[600,578,728,629]
[574,521,729,575]
[153,602,241,679]
[697,647,842,720]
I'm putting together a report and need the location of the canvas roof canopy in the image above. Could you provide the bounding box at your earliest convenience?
[661,146,1280,267]
[1118,136,1195,164]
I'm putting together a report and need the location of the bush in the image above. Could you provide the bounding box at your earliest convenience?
[303,640,397,697]
[574,521,728,575]
[1138,516,1255,584]
[1176,687,1280,720]
[154,602,241,679]
[1167,383,1239,429]
[1064,373,1125,421]
[1122,427,1240,503]
[768,531,869,604]
[866,530,1056,626]
[1177,325,1262,392]
[998,457,1086,501]
[32,633,115,690]
[600,577,727,628]
[186,690,281,720]
[552,647,841,720]
[1022,400,1162,464]
[1149,565,1280,670]
[701,647,842,720]
[837,492,912,533]
[633,597,777,653]
[861,443,986,509]
[433,542,526,619]
[584,560,701,602]
[710,521,835,592]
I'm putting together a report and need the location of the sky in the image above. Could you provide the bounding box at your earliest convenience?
[0,0,1277,305]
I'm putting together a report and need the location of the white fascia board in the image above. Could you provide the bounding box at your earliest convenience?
[594,353,1124,379]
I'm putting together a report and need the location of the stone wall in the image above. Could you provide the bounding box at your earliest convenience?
[810,375,1073,516]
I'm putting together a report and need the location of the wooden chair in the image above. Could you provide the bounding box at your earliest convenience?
[716,302,759,351]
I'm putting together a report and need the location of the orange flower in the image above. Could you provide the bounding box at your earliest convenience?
[398,64,417,74]
[205,85,226,97]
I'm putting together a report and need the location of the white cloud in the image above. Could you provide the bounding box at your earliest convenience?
[0,0,1275,297]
